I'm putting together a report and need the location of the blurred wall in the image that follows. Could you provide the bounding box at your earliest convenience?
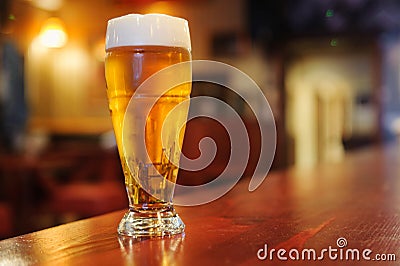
[285,38,380,167]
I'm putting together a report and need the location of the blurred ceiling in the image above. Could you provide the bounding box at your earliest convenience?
[249,0,400,43]
[285,0,400,33]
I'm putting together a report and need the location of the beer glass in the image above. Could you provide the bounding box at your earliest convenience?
[105,14,191,236]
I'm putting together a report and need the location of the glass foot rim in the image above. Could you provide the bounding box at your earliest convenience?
[117,210,185,237]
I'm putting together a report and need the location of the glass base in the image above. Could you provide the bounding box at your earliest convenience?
[118,209,185,237]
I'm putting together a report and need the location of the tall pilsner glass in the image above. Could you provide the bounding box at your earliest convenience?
[105,14,191,236]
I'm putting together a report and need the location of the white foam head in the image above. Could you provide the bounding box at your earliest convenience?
[106,14,191,51]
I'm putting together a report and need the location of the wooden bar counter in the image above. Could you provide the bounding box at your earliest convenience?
[0,145,399,265]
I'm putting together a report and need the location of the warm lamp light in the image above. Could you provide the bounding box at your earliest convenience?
[39,17,68,48]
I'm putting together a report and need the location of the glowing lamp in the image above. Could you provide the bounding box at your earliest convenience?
[39,17,68,48]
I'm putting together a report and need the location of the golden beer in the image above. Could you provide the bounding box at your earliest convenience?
[105,14,191,236]
[105,46,191,205]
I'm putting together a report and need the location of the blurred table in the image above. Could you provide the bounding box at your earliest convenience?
[0,145,399,265]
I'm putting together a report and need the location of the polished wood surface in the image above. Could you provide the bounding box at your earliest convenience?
[0,145,399,265]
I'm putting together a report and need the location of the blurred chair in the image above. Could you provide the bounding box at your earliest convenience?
[0,202,13,239]
[37,138,127,222]
[0,152,38,235]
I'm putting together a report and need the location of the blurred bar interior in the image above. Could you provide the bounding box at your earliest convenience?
[1,0,400,238]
